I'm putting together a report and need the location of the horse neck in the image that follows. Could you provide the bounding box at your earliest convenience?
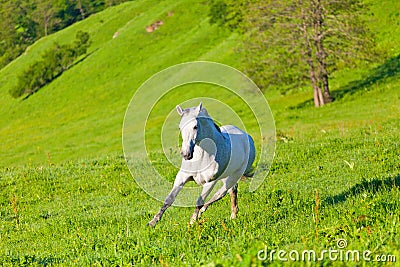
[198,116,225,144]
[197,116,230,174]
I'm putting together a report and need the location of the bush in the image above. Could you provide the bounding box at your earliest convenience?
[208,0,244,31]
[9,31,91,99]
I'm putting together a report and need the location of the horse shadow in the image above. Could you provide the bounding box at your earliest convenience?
[324,174,400,205]
[293,54,400,108]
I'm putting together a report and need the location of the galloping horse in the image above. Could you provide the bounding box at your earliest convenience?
[148,103,255,226]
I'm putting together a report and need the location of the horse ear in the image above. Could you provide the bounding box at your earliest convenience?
[196,102,203,114]
[176,105,184,116]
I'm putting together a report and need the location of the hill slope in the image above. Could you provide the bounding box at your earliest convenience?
[1,1,399,167]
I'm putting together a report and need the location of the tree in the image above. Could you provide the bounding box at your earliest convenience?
[0,0,37,67]
[31,0,60,36]
[210,0,376,107]
[73,30,91,55]
[1,0,130,69]
[76,0,86,19]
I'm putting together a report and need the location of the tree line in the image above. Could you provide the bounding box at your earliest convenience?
[209,0,379,107]
[0,0,131,69]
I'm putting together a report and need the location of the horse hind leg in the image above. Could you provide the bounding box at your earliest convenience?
[199,176,239,217]
[229,183,238,219]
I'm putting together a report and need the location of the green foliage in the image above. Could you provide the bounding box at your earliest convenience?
[0,0,38,68]
[209,0,228,25]
[0,0,130,69]
[9,31,91,98]
[208,0,245,31]
[73,30,91,56]
[210,0,379,98]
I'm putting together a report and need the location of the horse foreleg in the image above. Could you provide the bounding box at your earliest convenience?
[147,185,183,227]
[148,172,189,227]
[190,181,216,224]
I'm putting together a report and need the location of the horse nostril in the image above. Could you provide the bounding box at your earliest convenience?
[181,151,188,160]
[181,152,192,160]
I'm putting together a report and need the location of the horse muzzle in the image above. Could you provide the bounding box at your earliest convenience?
[181,141,195,160]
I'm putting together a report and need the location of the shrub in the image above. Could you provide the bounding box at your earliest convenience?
[9,31,91,99]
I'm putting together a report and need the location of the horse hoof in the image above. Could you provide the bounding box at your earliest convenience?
[147,219,157,227]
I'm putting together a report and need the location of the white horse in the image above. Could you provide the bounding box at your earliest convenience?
[148,103,256,226]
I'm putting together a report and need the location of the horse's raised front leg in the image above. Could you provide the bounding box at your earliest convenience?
[147,172,189,227]
[190,181,216,224]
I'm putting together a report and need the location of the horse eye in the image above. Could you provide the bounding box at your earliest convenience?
[193,125,198,130]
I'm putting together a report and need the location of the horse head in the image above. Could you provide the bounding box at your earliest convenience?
[176,102,205,160]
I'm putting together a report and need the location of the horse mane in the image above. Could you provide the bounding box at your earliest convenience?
[213,122,221,133]
[198,108,221,133]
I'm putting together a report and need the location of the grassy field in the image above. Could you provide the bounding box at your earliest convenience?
[0,0,399,266]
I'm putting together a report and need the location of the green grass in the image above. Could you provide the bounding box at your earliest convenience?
[0,0,399,265]
[1,121,398,265]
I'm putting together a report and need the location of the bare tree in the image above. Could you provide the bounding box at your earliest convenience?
[76,0,86,20]
[300,0,333,106]
[211,0,376,107]
[32,0,59,36]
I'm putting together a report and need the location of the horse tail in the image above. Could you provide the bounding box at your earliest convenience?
[243,166,255,178]
[243,134,256,178]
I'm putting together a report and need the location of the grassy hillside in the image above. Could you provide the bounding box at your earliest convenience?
[0,0,399,167]
[0,0,399,266]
